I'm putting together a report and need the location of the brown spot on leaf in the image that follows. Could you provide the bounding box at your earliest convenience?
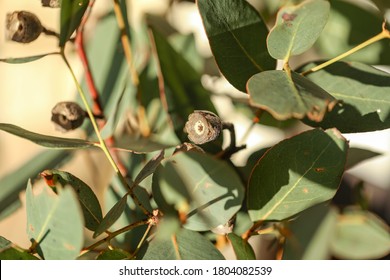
[303,187,309,194]
[315,167,325,172]
[282,13,297,22]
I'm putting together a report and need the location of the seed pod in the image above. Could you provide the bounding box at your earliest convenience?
[51,102,86,132]
[184,110,222,145]
[6,11,43,43]
[41,0,61,8]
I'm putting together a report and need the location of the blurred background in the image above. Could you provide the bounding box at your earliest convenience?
[0,0,389,258]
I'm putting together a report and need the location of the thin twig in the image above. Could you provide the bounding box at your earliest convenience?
[82,219,149,254]
[75,0,127,175]
[127,223,153,259]
[301,23,390,76]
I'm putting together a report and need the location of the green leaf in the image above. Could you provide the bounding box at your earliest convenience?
[141,228,225,260]
[267,0,330,60]
[247,128,348,222]
[0,52,60,64]
[331,209,390,259]
[96,248,131,260]
[0,150,69,220]
[316,1,390,65]
[152,151,245,231]
[227,233,256,260]
[26,181,84,260]
[0,248,39,260]
[41,170,103,231]
[197,0,276,91]
[133,150,164,187]
[0,123,94,149]
[150,28,221,152]
[302,61,390,132]
[283,203,338,260]
[248,70,337,121]
[59,0,89,46]
[93,194,127,238]
[345,147,381,170]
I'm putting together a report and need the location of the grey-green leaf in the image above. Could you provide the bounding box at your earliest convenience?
[247,128,348,222]
[197,0,276,91]
[302,61,390,133]
[0,123,94,149]
[26,181,84,260]
[331,209,390,259]
[248,70,337,121]
[96,249,131,260]
[59,0,89,46]
[267,0,330,60]
[42,169,103,231]
[141,228,225,260]
[283,203,338,260]
[227,233,256,260]
[133,150,164,187]
[152,151,244,231]
[93,194,128,238]
[0,52,60,64]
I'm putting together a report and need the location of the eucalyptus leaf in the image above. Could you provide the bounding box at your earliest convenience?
[302,61,390,132]
[247,128,348,222]
[96,248,131,260]
[41,169,103,231]
[152,151,244,231]
[26,181,84,260]
[133,150,164,187]
[283,203,338,259]
[267,0,330,60]
[141,228,225,260]
[93,194,127,238]
[248,70,337,121]
[0,247,39,260]
[331,209,390,259]
[59,0,89,46]
[197,0,276,91]
[0,52,60,64]
[227,233,256,260]
[0,123,94,149]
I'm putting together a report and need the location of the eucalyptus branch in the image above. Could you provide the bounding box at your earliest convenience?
[82,219,149,254]
[61,51,152,217]
[127,223,153,259]
[218,122,247,159]
[301,22,390,76]
[60,52,128,189]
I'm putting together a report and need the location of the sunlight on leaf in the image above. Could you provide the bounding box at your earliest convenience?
[247,128,348,222]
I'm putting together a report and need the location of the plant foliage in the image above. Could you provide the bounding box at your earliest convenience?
[0,0,389,260]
